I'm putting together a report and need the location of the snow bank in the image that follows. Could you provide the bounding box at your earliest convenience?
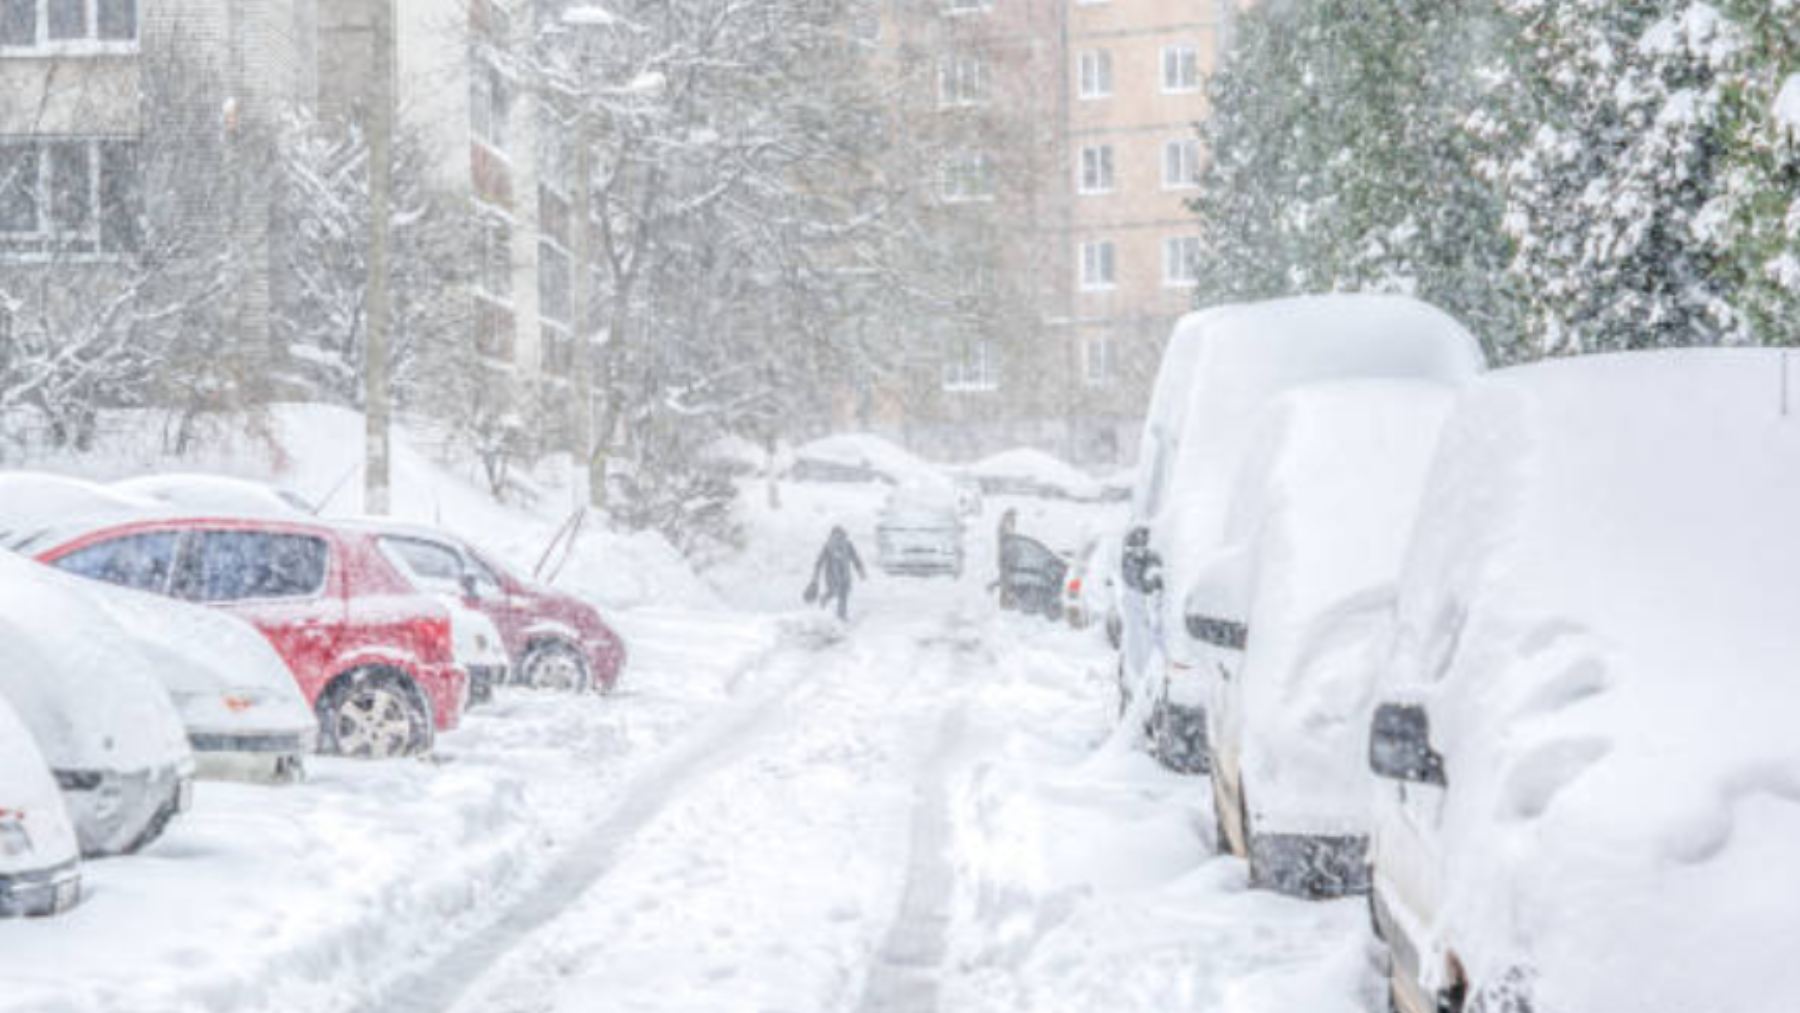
[965,448,1103,501]
[1384,349,1800,1012]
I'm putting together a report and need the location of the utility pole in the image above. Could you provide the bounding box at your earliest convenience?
[572,105,602,508]
[364,0,396,515]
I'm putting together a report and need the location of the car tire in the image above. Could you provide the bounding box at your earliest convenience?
[316,668,433,759]
[519,640,593,693]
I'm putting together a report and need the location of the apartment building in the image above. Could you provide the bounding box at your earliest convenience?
[1058,0,1234,465]
[860,0,1238,468]
[0,0,318,374]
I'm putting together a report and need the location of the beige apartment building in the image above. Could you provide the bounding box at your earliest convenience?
[865,0,1239,468]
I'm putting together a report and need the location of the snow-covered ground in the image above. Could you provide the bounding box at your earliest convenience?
[0,426,1378,1012]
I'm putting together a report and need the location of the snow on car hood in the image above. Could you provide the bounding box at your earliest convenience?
[0,692,79,877]
[0,552,192,774]
[73,577,315,740]
[1223,381,1454,833]
[1388,349,1800,1013]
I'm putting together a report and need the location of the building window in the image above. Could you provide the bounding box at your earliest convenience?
[943,337,998,392]
[1163,138,1200,189]
[1082,335,1113,385]
[939,152,992,203]
[471,61,510,153]
[1079,240,1115,290]
[476,213,512,304]
[1164,235,1202,286]
[1077,50,1112,100]
[0,0,136,49]
[938,54,988,108]
[1078,144,1114,195]
[1162,44,1200,93]
[0,137,138,257]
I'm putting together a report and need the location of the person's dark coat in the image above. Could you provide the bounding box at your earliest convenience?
[809,527,866,618]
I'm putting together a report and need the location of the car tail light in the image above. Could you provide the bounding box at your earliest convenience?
[1068,577,1083,596]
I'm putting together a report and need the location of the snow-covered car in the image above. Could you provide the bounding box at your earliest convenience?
[23,516,468,759]
[0,693,82,917]
[965,448,1103,501]
[1367,350,1800,1013]
[0,474,317,779]
[1064,532,1121,642]
[1117,295,1485,774]
[358,521,626,693]
[112,473,315,517]
[789,433,941,486]
[875,483,965,578]
[374,530,511,705]
[1192,380,1455,898]
[0,552,195,857]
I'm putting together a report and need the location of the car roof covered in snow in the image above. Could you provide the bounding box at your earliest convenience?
[0,472,178,553]
[0,551,192,774]
[964,448,1102,500]
[791,433,943,486]
[1384,348,1800,1011]
[112,473,314,518]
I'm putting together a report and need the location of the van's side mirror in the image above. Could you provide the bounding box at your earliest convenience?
[459,572,481,602]
[1369,702,1446,786]
[1183,546,1251,649]
[1122,526,1163,594]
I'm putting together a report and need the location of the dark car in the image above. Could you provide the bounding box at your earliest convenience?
[999,534,1068,620]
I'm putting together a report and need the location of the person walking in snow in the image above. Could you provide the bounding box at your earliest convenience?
[806,526,866,621]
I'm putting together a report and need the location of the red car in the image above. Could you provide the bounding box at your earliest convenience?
[346,521,626,693]
[28,517,467,758]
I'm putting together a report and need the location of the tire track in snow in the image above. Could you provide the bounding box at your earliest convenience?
[856,609,981,1013]
[354,626,835,1013]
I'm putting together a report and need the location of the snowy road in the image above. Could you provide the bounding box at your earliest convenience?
[1,528,1380,1013]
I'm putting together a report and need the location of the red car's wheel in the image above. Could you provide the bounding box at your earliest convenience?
[316,668,433,759]
[519,641,593,694]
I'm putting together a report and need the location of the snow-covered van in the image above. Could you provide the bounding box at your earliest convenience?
[0,693,81,917]
[1117,295,1485,773]
[1367,350,1800,1013]
[1192,380,1455,897]
[0,552,195,857]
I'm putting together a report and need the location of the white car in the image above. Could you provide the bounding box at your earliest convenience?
[0,552,195,856]
[1189,380,1455,897]
[1368,350,1800,1013]
[1117,294,1485,774]
[876,482,965,578]
[0,694,82,917]
[0,474,317,781]
[112,472,315,517]
[371,525,512,705]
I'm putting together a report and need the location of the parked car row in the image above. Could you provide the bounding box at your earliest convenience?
[1111,294,1800,1013]
[0,472,628,919]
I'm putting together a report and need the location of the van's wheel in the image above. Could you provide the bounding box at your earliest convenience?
[519,641,592,693]
[316,668,432,758]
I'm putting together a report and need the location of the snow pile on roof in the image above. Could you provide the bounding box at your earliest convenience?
[1222,380,1455,834]
[1388,349,1800,1011]
[0,472,166,551]
[965,448,1102,500]
[790,432,943,486]
[112,472,312,518]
